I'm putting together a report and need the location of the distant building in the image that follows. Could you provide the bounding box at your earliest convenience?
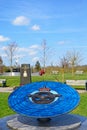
[0,56,3,74]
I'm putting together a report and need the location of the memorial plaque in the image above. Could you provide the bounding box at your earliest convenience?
[20,64,31,85]
[8,81,80,119]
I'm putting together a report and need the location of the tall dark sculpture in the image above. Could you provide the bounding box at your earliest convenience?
[20,64,31,85]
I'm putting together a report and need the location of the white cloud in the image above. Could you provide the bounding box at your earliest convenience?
[31,24,40,31]
[0,35,10,42]
[57,40,70,45]
[15,46,38,57]
[28,44,40,56]
[18,47,28,52]
[12,16,30,26]
[32,57,39,62]
[14,55,25,59]
[2,46,7,50]
[29,49,38,56]
[29,44,39,49]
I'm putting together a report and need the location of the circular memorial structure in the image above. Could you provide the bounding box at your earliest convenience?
[8,81,81,129]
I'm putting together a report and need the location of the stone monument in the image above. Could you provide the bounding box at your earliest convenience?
[20,64,31,85]
[7,81,81,130]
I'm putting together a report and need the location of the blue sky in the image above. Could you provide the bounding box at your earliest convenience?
[0,0,87,67]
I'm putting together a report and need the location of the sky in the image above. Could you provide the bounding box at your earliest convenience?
[0,0,87,67]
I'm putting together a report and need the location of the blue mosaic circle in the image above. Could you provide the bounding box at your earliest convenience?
[8,81,80,118]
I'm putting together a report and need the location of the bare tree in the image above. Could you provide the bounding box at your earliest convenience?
[42,40,46,70]
[0,56,3,74]
[59,56,69,82]
[58,49,82,80]
[66,49,82,76]
[4,42,18,75]
[40,40,51,71]
[60,56,69,69]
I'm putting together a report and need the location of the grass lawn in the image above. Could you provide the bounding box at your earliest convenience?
[0,73,87,89]
[0,92,87,118]
[0,76,20,87]
[0,92,15,118]
[71,92,87,117]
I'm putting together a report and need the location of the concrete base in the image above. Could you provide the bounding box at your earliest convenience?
[7,114,84,130]
[0,114,87,130]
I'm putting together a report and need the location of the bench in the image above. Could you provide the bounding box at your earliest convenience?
[75,70,83,75]
[66,80,87,86]
[65,80,87,90]
[52,71,59,74]
[0,79,6,87]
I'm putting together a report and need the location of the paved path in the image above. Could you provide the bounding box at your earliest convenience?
[0,87,86,93]
[77,90,86,93]
[0,87,14,92]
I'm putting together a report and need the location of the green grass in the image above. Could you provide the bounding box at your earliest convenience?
[0,92,15,118]
[0,76,20,87]
[0,72,87,89]
[0,92,87,118]
[71,92,87,117]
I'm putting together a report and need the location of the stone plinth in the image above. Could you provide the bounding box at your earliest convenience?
[7,114,82,130]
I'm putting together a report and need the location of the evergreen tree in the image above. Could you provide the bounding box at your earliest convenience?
[35,61,41,71]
